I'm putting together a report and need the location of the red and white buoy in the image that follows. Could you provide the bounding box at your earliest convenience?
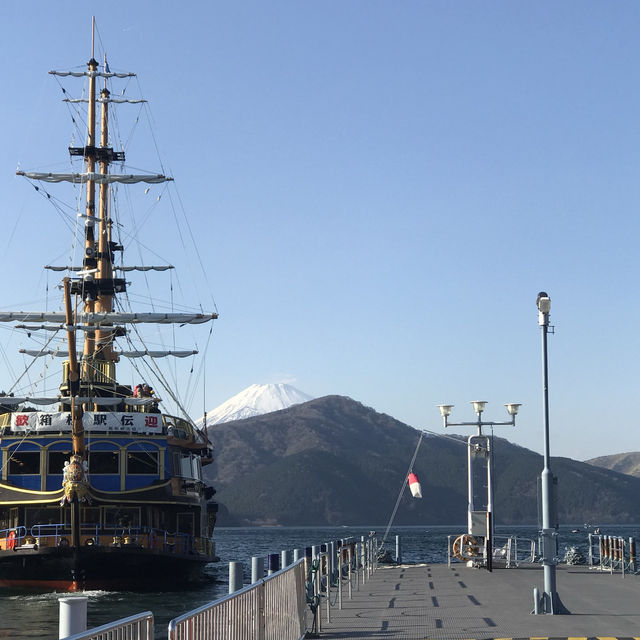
[407,472,422,499]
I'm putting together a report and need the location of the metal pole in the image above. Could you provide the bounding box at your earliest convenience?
[486,442,493,572]
[467,435,474,535]
[537,292,568,614]
[251,556,264,583]
[229,561,243,593]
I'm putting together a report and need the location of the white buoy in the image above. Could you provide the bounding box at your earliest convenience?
[408,472,422,498]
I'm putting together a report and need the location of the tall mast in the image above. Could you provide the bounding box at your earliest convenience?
[81,43,98,382]
[94,54,115,366]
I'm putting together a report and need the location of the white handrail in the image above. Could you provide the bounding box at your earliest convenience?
[61,611,154,640]
[167,559,307,640]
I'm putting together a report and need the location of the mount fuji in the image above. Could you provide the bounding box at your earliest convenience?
[196,383,314,427]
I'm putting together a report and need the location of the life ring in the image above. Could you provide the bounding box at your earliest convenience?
[58,537,70,547]
[84,538,95,546]
[452,534,480,560]
[6,530,16,550]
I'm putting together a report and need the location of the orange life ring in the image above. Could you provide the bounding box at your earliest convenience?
[452,534,480,560]
[6,530,16,550]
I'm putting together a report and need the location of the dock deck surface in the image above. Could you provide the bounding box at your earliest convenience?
[318,562,640,639]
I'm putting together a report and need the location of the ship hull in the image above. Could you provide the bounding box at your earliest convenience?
[0,546,212,591]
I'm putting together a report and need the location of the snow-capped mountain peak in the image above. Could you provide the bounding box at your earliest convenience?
[197,383,313,427]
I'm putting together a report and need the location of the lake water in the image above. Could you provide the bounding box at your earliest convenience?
[2,524,638,639]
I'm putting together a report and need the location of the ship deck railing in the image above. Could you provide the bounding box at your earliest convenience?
[0,523,212,558]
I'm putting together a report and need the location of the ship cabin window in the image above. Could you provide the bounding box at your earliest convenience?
[127,449,159,475]
[88,450,120,474]
[48,449,72,476]
[104,507,140,529]
[177,512,195,536]
[25,506,60,529]
[81,507,101,526]
[8,451,41,475]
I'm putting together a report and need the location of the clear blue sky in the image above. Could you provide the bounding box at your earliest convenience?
[1,1,639,461]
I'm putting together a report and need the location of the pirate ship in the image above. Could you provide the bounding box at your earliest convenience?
[0,23,218,590]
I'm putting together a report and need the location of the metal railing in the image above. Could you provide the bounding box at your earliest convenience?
[588,533,637,574]
[492,535,537,566]
[446,533,537,567]
[167,558,307,640]
[308,537,377,633]
[61,611,154,640]
[0,523,207,557]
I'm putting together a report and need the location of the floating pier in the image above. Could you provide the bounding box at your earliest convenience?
[60,535,640,640]
[319,562,640,639]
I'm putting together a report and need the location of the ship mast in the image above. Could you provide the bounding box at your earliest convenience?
[81,26,98,384]
[94,55,115,369]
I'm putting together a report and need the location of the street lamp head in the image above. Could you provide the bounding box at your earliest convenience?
[505,403,521,416]
[471,400,487,415]
[438,404,453,418]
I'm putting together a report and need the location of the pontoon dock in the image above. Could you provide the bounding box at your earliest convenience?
[318,563,640,639]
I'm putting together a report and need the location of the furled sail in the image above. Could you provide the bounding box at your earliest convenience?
[49,70,136,78]
[20,349,198,358]
[17,171,172,184]
[45,265,174,272]
[63,98,147,104]
[0,312,216,324]
[0,396,159,407]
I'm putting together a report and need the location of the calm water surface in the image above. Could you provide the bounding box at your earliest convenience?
[2,524,638,639]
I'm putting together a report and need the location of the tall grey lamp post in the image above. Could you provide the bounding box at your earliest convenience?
[437,401,520,571]
[536,291,568,614]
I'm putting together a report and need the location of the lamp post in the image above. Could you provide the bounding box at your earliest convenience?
[438,401,520,570]
[536,291,568,615]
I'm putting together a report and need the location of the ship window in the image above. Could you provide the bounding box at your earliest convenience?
[48,450,72,475]
[177,512,195,536]
[25,507,60,528]
[103,507,140,528]
[127,451,158,475]
[88,451,119,474]
[81,507,100,526]
[8,451,40,474]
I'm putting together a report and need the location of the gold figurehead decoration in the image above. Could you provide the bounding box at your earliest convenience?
[61,455,91,505]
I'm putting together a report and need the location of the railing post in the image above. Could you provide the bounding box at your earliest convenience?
[258,579,266,640]
[315,558,322,633]
[325,553,331,623]
[395,535,402,564]
[347,546,353,599]
[338,547,343,609]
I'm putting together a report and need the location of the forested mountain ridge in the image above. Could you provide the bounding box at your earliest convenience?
[204,395,640,526]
